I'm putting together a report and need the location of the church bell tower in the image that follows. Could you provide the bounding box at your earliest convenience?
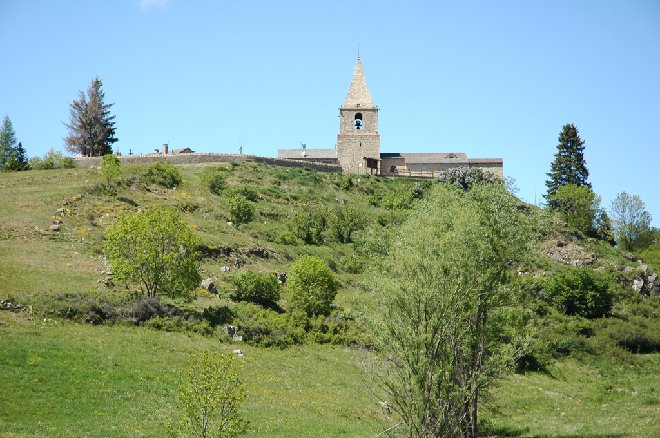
[336,57,380,174]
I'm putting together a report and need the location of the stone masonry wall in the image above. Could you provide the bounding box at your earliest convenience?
[74,153,343,173]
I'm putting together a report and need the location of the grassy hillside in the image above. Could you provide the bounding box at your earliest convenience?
[1,162,658,437]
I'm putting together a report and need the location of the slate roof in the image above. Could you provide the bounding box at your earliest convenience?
[277,148,337,159]
[380,152,469,164]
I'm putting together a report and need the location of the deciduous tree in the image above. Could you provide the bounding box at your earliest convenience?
[287,255,339,317]
[167,351,248,438]
[610,192,653,251]
[371,183,537,437]
[65,77,117,157]
[545,123,590,208]
[104,206,200,298]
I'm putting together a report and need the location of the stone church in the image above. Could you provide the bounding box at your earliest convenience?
[278,57,503,177]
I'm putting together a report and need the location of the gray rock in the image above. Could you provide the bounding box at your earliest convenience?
[221,265,231,272]
[200,278,217,294]
[632,278,644,293]
[225,325,238,337]
[50,224,60,232]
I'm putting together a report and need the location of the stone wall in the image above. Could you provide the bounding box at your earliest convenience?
[73,153,343,173]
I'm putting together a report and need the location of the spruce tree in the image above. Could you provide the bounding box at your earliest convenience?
[65,77,117,157]
[0,115,18,170]
[5,142,30,171]
[545,123,590,208]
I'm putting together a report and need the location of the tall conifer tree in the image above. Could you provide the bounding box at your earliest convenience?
[0,115,18,170]
[65,77,117,157]
[545,123,590,208]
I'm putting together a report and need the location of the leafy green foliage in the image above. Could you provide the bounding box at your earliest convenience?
[545,123,591,207]
[101,154,121,186]
[593,208,615,244]
[287,255,339,317]
[610,191,653,251]
[328,205,368,243]
[65,77,117,156]
[3,141,30,172]
[288,205,328,245]
[228,195,255,226]
[28,149,76,170]
[203,170,227,194]
[371,183,538,437]
[544,268,613,318]
[167,351,248,438]
[229,270,280,307]
[103,206,201,298]
[141,162,182,188]
[549,184,597,234]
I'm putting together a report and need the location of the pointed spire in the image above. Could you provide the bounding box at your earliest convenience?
[343,57,375,108]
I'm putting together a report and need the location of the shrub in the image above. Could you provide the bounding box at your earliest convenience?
[204,171,226,195]
[127,296,170,324]
[232,302,306,348]
[548,184,598,234]
[227,185,259,202]
[288,206,327,245]
[101,153,121,186]
[29,149,76,170]
[229,271,280,307]
[167,351,248,438]
[144,316,213,336]
[142,161,182,188]
[228,195,255,226]
[287,255,339,317]
[544,268,613,318]
[201,305,234,327]
[329,205,367,243]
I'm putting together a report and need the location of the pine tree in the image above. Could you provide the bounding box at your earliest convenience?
[4,142,30,171]
[0,115,18,170]
[545,123,591,208]
[65,77,117,157]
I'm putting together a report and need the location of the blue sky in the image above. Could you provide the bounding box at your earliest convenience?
[1,0,659,225]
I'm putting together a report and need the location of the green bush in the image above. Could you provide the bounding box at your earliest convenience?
[143,316,213,336]
[231,302,306,348]
[203,170,226,195]
[141,162,182,188]
[287,255,339,317]
[228,195,255,226]
[29,149,76,170]
[548,184,598,234]
[229,271,280,307]
[329,205,367,243]
[227,185,259,202]
[544,268,613,318]
[288,206,327,245]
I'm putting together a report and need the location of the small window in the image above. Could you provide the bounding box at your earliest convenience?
[354,113,363,130]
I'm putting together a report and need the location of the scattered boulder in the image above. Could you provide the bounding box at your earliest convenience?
[632,264,660,296]
[543,240,595,266]
[201,278,218,295]
[50,224,60,232]
[220,265,231,272]
[233,349,244,357]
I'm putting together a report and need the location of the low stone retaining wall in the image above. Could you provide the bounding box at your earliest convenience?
[74,153,343,173]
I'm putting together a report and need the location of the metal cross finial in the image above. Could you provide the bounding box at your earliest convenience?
[357,42,360,58]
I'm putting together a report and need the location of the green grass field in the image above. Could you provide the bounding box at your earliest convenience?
[1,164,658,437]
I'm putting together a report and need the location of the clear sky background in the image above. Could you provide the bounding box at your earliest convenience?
[1,0,659,225]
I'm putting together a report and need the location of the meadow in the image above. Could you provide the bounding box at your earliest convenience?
[0,163,658,437]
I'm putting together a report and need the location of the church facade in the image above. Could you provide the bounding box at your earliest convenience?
[278,57,503,178]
